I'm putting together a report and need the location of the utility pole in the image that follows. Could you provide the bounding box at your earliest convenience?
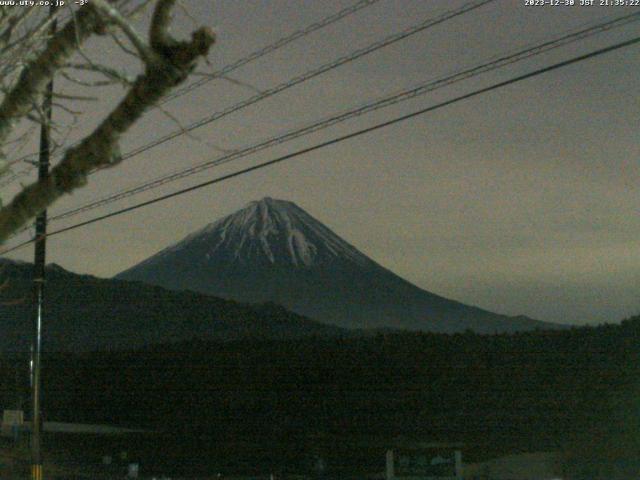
[31,6,57,480]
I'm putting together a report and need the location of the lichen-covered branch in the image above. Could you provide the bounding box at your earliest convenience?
[0,0,215,243]
[91,0,157,64]
[0,6,105,153]
[150,0,176,50]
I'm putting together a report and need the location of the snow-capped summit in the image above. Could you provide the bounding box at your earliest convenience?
[157,197,372,268]
[117,198,557,333]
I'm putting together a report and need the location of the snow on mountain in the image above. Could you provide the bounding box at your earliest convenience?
[137,197,373,269]
[117,197,560,333]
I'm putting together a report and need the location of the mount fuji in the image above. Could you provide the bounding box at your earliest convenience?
[116,197,558,333]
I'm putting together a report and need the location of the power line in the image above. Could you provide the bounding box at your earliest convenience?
[1,0,495,189]
[5,11,639,243]
[45,11,640,223]
[107,0,496,164]
[2,34,638,256]
[159,0,384,106]
[0,0,384,186]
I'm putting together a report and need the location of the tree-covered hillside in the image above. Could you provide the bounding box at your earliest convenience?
[1,315,637,476]
[20,317,640,438]
[0,259,346,352]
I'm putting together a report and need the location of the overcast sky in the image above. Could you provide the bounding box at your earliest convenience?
[2,0,639,326]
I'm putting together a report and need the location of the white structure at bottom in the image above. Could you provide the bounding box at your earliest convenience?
[386,447,462,480]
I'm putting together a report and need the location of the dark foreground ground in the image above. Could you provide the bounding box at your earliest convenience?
[1,428,638,480]
[1,316,638,478]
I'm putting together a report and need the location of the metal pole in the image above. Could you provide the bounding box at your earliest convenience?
[31,6,56,480]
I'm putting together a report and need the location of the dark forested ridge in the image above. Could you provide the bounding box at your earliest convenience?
[1,258,636,471]
[3,316,636,450]
[0,259,347,352]
[0,315,637,476]
[0,258,558,354]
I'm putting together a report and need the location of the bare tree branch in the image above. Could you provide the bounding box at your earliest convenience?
[150,0,176,50]
[0,0,215,243]
[0,5,105,158]
[64,61,135,84]
[91,0,157,64]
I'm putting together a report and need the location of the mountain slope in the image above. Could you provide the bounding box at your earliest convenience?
[117,197,558,333]
[0,259,347,352]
